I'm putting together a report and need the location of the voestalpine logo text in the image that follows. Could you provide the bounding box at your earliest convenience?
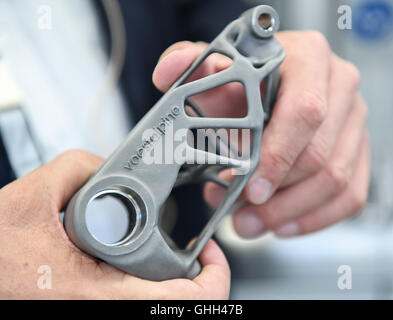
[124,106,181,170]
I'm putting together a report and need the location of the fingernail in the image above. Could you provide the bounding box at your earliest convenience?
[153,50,182,88]
[158,49,180,63]
[234,210,264,239]
[275,222,300,238]
[248,178,273,205]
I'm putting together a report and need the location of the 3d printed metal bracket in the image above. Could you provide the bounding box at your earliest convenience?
[64,5,285,281]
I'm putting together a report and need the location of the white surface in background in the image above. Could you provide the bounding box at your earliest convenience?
[0,61,23,109]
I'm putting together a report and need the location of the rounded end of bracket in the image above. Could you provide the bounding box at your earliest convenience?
[251,5,280,38]
[65,175,156,258]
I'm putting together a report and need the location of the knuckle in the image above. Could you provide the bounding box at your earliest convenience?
[304,31,330,52]
[297,90,328,129]
[358,96,369,120]
[324,164,351,193]
[300,138,330,172]
[344,61,361,90]
[264,149,293,179]
[162,41,192,55]
[61,149,90,160]
[258,204,276,228]
[60,149,102,167]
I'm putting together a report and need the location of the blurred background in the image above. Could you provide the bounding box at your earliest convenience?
[217,0,393,299]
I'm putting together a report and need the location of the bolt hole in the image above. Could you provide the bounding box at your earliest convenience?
[258,13,274,31]
[232,32,239,43]
[228,26,240,44]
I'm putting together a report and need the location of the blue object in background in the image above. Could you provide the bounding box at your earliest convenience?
[353,0,393,41]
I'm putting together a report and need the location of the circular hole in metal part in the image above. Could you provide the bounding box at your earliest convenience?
[230,30,239,43]
[232,32,239,43]
[258,13,274,31]
[85,190,141,246]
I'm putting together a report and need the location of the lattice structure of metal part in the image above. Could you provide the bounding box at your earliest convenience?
[64,5,285,281]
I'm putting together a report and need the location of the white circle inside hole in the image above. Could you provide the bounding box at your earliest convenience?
[86,193,134,245]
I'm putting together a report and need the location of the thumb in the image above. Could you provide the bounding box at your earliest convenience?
[152,41,207,92]
[28,150,104,211]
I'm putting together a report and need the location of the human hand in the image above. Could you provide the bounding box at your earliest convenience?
[153,31,370,239]
[0,150,230,299]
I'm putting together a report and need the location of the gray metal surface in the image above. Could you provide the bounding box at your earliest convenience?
[64,5,285,281]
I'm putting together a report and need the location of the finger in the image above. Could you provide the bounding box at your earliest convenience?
[133,239,230,300]
[97,239,230,300]
[27,150,103,211]
[153,41,233,93]
[203,167,251,208]
[204,183,227,208]
[203,168,234,208]
[192,239,231,299]
[233,93,368,238]
[282,56,361,187]
[275,136,370,237]
[153,42,207,92]
[157,41,197,62]
[205,91,366,212]
[244,31,331,205]
[154,41,247,121]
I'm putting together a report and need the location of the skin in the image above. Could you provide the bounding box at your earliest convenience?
[153,31,370,239]
[0,150,230,299]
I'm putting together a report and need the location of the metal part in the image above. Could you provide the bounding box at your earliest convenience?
[64,5,285,281]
